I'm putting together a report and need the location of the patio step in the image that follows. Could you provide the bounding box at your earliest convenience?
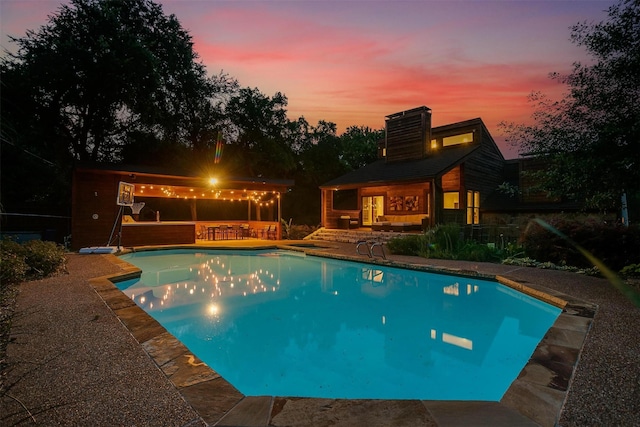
[304,227,419,244]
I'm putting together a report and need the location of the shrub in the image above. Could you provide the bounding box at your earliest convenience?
[520,218,640,271]
[386,234,425,255]
[432,223,462,257]
[386,224,526,263]
[457,242,501,262]
[502,256,601,276]
[280,220,319,240]
[0,238,66,284]
[22,240,67,279]
[1,238,26,287]
[0,249,28,287]
[620,263,640,278]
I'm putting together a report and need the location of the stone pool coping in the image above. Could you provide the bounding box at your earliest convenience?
[92,244,597,426]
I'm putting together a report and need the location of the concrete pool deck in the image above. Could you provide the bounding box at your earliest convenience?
[2,240,638,426]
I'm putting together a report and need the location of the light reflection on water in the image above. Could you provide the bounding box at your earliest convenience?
[118,249,561,401]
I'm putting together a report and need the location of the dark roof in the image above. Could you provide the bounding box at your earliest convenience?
[321,143,479,188]
[74,162,294,187]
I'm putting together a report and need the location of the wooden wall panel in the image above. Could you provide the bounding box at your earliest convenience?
[324,183,431,228]
[72,170,123,249]
[322,188,355,228]
[463,131,505,207]
[519,158,561,203]
[441,166,461,191]
[385,107,431,163]
[121,223,196,246]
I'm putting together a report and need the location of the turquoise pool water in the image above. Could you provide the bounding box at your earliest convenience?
[118,249,561,401]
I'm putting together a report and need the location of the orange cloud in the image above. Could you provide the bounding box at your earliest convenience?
[3,0,604,160]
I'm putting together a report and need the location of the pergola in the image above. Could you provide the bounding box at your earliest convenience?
[71,164,294,249]
[129,175,287,221]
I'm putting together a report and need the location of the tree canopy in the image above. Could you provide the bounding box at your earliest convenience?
[1,0,222,163]
[501,0,639,217]
[0,0,382,223]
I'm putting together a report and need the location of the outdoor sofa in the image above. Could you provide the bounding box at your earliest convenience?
[371,214,428,232]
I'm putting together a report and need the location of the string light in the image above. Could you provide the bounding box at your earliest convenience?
[132,183,280,202]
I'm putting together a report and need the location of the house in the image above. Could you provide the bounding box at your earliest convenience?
[320,106,504,230]
[481,158,585,224]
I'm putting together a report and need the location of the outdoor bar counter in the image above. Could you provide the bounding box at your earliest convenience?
[121,221,196,246]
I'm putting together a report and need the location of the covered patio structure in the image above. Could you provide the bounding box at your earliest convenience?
[71,164,293,250]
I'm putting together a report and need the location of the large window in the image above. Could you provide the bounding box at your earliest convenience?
[466,191,480,224]
[443,132,473,147]
[443,192,459,209]
[333,189,358,210]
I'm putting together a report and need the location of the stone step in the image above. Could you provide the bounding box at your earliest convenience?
[305,227,420,244]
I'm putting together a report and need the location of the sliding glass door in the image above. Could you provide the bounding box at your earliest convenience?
[361,196,384,226]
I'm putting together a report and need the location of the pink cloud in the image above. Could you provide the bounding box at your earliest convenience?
[2,0,608,160]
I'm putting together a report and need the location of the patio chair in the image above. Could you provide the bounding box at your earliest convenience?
[198,224,209,240]
[267,224,277,240]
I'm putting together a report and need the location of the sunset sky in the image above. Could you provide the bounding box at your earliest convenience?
[1,0,613,158]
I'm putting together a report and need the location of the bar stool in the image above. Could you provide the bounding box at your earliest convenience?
[231,224,241,240]
[207,225,216,240]
[240,224,250,239]
[217,224,229,240]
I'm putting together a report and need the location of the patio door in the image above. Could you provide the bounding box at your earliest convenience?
[361,196,384,226]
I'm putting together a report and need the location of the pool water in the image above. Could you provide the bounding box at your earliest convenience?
[118,249,561,401]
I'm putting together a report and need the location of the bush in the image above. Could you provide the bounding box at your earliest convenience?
[620,263,640,278]
[386,225,521,263]
[502,256,601,276]
[386,234,425,255]
[457,242,502,262]
[280,219,320,240]
[0,250,28,287]
[520,218,640,271]
[22,240,67,279]
[1,239,27,287]
[431,223,462,257]
[0,238,66,285]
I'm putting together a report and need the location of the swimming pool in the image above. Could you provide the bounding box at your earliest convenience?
[118,249,561,401]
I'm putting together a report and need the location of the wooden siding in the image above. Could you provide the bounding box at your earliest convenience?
[434,123,504,225]
[121,223,196,246]
[385,107,431,163]
[463,129,505,206]
[323,183,432,228]
[519,158,561,203]
[320,115,507,229]
[430,120,479,148]
[72,170,124,250]
[72,168,288,249]
[322,188,361,229]
[441,166,461,192]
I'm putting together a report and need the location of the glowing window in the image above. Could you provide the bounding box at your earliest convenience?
[443,132,473,147]
[466,190,480,224]
[444,192,459,209]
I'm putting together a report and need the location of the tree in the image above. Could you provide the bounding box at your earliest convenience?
[222,87,296,178]
[1,0,231,212]
[121,70,239,170]
[339,125,384,170]
[285,120,346,225]
[501,0,639,218]
[2,0,216,163]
